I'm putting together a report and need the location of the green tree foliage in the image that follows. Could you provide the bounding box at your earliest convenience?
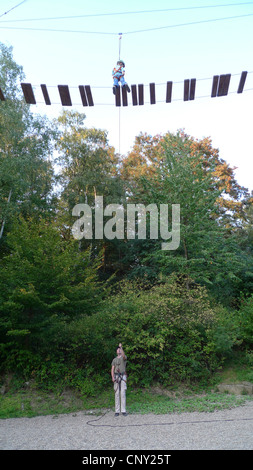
[238,295,253,348]
[0,43,56,246]
[55,110,123,210]
[119,131,253,305]
[0,216,103,374]
[54,110,126,277]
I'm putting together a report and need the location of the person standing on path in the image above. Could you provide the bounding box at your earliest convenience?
[111,343,127,417]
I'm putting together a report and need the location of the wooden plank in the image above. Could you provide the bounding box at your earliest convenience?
[218,74,231,97]
[166,81,173,103]
[149,83,156,104]
[184,79,190,101]
[189,78,196,100]
[58,85,72,106]
[40,84,51,105]
[79,86,88,106]
[138,84,144,105]
[217,75,225,96]
[85,85,94,106]
[211,75,219,97]
[0,87,5,101]
[122,86,128,106]
[237,71,247,93]
[131,85,138,106]
[21,83,36,104]
[224,74,231,96]
[115,86,121,107]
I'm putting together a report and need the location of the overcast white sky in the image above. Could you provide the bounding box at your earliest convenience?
[1,0,253,191]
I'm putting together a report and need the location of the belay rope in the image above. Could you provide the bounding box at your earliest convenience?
[118,32,122,60]
[86,369,253,428]
[86,371,126,427]
[118,33,122,155]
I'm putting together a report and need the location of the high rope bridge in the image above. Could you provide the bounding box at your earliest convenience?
[0,71,248,107]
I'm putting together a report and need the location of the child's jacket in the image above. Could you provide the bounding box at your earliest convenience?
[112,64,125,78]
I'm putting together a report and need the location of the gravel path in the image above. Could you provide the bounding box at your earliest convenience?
[1,401,253,450]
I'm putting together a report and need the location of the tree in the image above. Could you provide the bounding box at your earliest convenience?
[55,110,126,277]
[0,216,103,371]
[55,110,122,208]
[120,131,251,229]
[118,131,252,304]
[0,43,56,245]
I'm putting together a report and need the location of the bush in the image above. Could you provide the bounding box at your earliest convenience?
[91,276,228,386]
[238,295,253,348]
[1,274,243,391]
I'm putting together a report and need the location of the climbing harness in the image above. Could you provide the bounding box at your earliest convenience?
[114,371,127,393]
[114,372,126,384]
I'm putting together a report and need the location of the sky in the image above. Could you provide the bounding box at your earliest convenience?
[1,0,253,192]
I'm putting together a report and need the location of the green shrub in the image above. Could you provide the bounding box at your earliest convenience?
[238,295,253,347]
[1,274,243,391]
[92,276,228,386]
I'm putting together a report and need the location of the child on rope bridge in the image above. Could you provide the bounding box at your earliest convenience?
[112,60,130,95]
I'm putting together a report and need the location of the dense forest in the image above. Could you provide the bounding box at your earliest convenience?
[0,43,253,395]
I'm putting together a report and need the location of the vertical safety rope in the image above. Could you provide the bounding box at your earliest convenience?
[118,105,121,154]
[118,32,122,60]
[118,33,122,155]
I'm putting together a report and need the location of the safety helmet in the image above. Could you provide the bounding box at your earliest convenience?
[117,60,125,67]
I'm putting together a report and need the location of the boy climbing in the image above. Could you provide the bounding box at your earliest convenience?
[112,60,130,95]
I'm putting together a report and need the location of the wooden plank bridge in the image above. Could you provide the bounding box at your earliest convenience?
[0,72,248,107]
